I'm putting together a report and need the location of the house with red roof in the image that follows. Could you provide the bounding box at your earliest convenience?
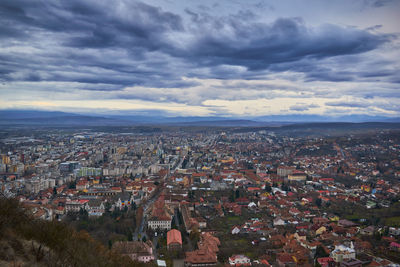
[317,257,335,267]
[65,199,89,212]
[148,195,172,230]
[112,241,154,263]
[390,242,400,252]
[276,253,296,267]
[229,254,251,266]
[185,232,220,266]
[185,248,218,267]
[76,180,89,191]
[167,229,182,250]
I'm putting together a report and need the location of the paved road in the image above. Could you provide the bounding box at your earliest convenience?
[174,208,181,228]
[133,156,184,242]
[152,235,159,259]
[133,189,160,241]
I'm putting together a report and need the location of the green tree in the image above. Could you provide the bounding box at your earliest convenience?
[315,198,322,207]
[127,230,133,241]
[281,183,289,192]
[229,189,235,202]
[265,184,272,193]
[171,217,178,229]
[104,202,111,213]
[68,180,76,189]
[235,189,240,199]
[189,228,200,246]
[315,245,329,258]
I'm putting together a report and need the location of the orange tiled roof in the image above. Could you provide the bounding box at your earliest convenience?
[167,229,182,246]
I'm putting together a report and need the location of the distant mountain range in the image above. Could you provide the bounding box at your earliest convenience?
[0,109,399,127]
[0,110,127,126]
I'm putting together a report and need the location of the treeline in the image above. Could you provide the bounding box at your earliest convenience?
[64,206,137,247]
[327,199,400,226]
[0,197,146,267]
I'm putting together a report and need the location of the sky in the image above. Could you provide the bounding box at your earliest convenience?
[0,0,399,118]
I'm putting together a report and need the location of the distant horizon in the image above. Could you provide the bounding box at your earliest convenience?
[1,108,399,124]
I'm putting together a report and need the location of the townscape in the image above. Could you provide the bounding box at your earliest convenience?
[1,126,400,266]
[1,0,400,265]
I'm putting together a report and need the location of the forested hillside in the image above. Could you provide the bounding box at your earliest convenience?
[0,197,146,267]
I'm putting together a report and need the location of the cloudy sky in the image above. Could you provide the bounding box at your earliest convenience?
[1,0,399,118]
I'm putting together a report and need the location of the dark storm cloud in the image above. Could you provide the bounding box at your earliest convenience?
[325,101,369,108]
[359,70,396,78]
[178,16,391,71]
[0,0,188,91]
[326,101,400,114]
[289,103,320,112]
[64,2,183,49]
[305,71,355,82]
[0,0,397,103]
[304,66,400,83]
[289,105,310,112]
[363,0,395,8]
[0,0,183,53]
[265,54,400,83]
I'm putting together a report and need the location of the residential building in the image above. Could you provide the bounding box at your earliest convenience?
[167,229,182,250]
[112,241,154,263]
[330,244,356,263]
[229,254,251,266]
